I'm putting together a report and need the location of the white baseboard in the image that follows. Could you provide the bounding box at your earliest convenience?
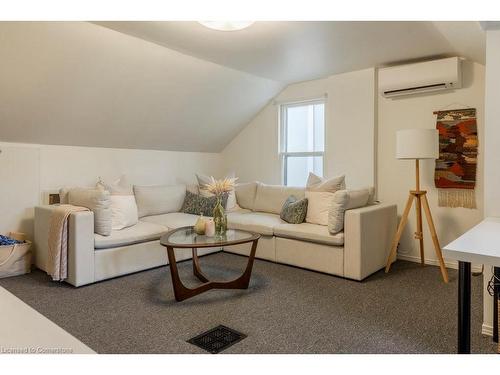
[397,253,483,273]
[482,323,493,337]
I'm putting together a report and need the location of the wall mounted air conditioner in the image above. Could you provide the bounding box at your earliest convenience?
[379,57,462,98]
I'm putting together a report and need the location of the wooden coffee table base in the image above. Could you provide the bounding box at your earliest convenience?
[166,239,259,302]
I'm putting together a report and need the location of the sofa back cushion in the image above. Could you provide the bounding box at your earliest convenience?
[235,182,258,210]
[133,184,186,218]
[253,183,305,215]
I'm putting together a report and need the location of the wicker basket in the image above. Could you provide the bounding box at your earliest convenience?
[0,233,31,279]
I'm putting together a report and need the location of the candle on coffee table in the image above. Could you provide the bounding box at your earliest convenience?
[205,219,215,237]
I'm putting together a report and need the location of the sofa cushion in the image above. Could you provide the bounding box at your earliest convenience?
[140,212,200,229]
[94,221,167,249]
[133,184,186,218]
[253,183,305,215]
[274,222,344,246]
[227,212,284,236]
[235,182,258,210]
[226,208,252,215]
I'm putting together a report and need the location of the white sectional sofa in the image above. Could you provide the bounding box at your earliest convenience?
[34,182,397,287]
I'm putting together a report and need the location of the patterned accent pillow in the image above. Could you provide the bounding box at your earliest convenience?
[181,190,228,217]
[280,195,308,224]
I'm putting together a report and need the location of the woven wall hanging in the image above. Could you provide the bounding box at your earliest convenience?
[434,108,478,209]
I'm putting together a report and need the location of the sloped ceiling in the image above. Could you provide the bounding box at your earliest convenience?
[95,21,485,83]
[0,22,284,152]
[0,21,485,152]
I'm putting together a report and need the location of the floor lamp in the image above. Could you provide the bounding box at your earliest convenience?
[385,129,449,283]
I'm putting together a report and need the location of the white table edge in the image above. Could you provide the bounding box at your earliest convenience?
[443,217,500,268]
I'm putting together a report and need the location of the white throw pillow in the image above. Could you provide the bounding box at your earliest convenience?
[305,191,334,226]
[304,173,346,226]
[328,191,350,234]
[196,173,240,212]
[109,195,139,230]
[328,187,374,234]
[306,172,346,192]
[97,176,138,230]
[97,175,133,195]
[67,187,112,236]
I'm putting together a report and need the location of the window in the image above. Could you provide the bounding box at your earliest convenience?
[280,100,325,186]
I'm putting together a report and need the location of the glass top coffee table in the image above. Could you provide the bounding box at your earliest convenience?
[160,226,261,301]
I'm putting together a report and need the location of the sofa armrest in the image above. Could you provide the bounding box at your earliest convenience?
[343,203,397,281]
[34,206,95,287]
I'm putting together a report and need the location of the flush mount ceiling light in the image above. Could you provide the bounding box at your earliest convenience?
[198,21,254,31]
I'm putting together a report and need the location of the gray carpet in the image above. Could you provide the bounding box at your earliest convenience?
[0,253,496,354]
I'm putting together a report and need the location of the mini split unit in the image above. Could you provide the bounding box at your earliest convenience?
[379,57,462,98]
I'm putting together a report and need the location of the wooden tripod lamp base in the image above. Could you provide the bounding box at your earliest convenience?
[384,188,449,282]
[385,129,449,283]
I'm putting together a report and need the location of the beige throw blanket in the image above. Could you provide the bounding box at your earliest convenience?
[48,204,89,281]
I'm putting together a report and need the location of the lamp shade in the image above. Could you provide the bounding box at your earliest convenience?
[396,129,438,159]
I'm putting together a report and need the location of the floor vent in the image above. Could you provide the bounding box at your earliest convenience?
[187,325,246,354]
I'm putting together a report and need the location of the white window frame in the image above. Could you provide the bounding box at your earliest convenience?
[279,98,326,186]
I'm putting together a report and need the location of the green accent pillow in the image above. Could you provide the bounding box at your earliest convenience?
[280,195,308,224]
[181,190,228,216]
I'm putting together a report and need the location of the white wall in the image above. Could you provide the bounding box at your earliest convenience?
[484,31,500,218]
[483,29,500,336]
[378,61,485,270]
[222,68,376,188]
[0,142,223,240]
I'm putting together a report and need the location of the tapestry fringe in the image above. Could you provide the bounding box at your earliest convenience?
[438,189,476,209]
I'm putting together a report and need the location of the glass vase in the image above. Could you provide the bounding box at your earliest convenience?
[213,196,227,236]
